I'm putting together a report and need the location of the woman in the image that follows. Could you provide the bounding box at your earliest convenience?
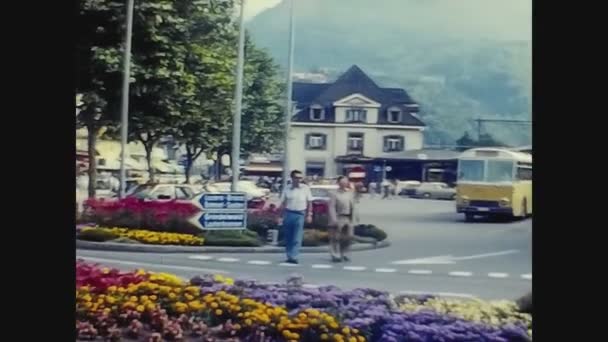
[328,176,357,262]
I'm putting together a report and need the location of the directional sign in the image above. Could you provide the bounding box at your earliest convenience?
[192,192,247,210]
[188,211,247,231]
[373,166,382,172]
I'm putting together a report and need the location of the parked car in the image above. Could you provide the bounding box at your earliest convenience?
[412,182,456,200]
[397,181,421,196]
[309,184,338,201]
[210,180,270,200]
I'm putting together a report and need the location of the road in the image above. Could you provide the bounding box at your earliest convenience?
[77,196,532,300]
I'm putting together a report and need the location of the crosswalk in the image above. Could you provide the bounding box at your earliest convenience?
[186,255,532,281]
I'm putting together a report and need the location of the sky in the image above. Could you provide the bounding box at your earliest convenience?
[244,0,281,20]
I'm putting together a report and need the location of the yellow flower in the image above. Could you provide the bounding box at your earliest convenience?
[321,334,329,340]
[149,295,158,301]
[210,302,219,309]
[168,293,177,300]
[349,338,357,342]
[107,286,117,292]
[105,297,116,304]
[342,327,351,335]
[129,296,138,303]
[357,336,366,342]
[101,267,110,274]
[282,330,292,338]
[215,309,223,316]
[245,319,253,326]
[330,322,339,329]
[136,305,145,312]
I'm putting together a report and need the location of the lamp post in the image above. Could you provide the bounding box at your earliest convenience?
[230,0,247,192]
[118,0,135,198]
[281,0,296,191]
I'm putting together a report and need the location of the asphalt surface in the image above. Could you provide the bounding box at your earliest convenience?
[77,196,532,300]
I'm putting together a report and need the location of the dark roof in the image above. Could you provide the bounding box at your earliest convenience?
[291,65,424,127]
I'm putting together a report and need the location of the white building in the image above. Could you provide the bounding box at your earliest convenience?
[287,65,425,180]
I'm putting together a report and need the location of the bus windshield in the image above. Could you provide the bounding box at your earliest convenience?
[486,160,514,182]
[458,159,515,182]
[458,160,484,182]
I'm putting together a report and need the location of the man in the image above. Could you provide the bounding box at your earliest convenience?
[279,170,313,264]
[328,176,357,262]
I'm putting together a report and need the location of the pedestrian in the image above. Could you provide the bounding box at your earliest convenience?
[328,176,357,262]
[368,181,377,198]
[278,170,313,264]
[381,179,390,199]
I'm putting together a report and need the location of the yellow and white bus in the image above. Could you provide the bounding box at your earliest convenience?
[456,148,532,221]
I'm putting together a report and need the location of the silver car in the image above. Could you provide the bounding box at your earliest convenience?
[413,182,456,200]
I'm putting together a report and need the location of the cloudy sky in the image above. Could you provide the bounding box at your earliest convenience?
[244,0,281,20]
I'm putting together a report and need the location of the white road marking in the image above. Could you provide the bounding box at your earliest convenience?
[488,272,509,278]
[217,257,240,263]
[278,262,299,267]
[311,264,333,269]
[188,255,214,261]
[343,266,366,271]
[521,273,532,280]
[247,260,271,265]
[375,268,397,273]
[408,269,433,275]
[77,256,229,274]
[392,250,519,265]
[449,271,473,277]
[398,290,477,299]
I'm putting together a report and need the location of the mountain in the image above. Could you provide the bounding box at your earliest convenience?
[246,0,532,146]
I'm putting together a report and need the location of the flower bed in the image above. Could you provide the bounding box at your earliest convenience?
[78,227,204,246]
[76,262,532,341]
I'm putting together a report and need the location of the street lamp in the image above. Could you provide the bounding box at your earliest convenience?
[119,0,135,198]
[230,0,246,192]
[281,0,296,191]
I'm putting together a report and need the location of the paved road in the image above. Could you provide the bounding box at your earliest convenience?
[77,196,531,300]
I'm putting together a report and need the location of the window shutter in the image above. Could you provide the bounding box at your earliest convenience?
[322,135,327,149]
[400,136,405,151]
[362,110,367,122]
[305,134,311,149]
[383,137,389,152]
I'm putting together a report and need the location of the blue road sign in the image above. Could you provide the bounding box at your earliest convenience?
[373,165,382,172]
[195,192,247,210]
[193,211,247,230]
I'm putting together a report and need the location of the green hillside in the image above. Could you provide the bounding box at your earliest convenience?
[247,0,532,146]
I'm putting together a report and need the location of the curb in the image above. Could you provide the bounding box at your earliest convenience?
[76,239,391,254]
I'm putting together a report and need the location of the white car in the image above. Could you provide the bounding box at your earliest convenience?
[210,180,270,200]
[309,184,338,201]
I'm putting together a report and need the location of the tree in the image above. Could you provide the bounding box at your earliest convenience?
[455,132,476,151]
[77,0,125,198]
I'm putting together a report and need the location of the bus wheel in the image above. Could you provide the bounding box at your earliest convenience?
[465,213,475,222]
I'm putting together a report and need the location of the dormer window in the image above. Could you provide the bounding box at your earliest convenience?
[387,107,402,123]
[346,108,367,122]
[309,104,325,121]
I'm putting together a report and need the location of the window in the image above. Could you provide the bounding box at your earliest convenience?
[517,166,532,180]
[458,160,484,182]
[305,133,327,150]
[347,133,364,152]
[310,105,325,121]
[383,135,404,152]
[486,160,514,182]
[345,108,367,122]
[305,161,325,177]
[388,108,402,123]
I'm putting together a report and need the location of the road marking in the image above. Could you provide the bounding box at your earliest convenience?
[408,269,432,275]
[311,264,333,269]
[521,273,532,280]
[278,262,299,267]
[375,268,397,273]
[398,290,477,299]
[488,272,509,278]
[392,250,519,265]
[449,271,473,277]
[217,257,240,263]
[188,255,214,261]
[343,266,366,271]
[247,260,271,265]
[77,256,229,274]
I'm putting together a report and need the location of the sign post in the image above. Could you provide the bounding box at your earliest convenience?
[188,192,248,231]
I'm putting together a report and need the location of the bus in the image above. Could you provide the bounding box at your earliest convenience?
[456,148,532,221]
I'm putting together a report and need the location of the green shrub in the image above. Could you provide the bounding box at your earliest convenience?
[201,230,263,247]
[354,224,387,241]
[77,228,120,242]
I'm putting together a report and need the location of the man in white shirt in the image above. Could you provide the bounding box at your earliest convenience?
[279,170,313,264]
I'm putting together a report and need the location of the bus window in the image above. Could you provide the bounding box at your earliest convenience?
[517,167,532,180]
[487,160,514,182]
[458,160,484,181]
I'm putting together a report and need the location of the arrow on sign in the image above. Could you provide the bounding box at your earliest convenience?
[188,211,247,231]
[391,250,519,265]
[191,192,247,211]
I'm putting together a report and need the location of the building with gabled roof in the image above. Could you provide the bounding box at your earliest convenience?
[287,65,426,181]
